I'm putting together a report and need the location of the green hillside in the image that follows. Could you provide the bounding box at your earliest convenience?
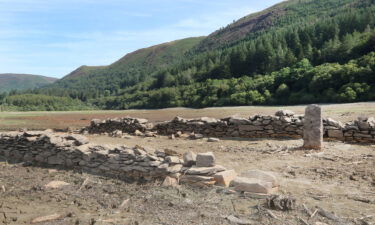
[38,37,205,100]
[0,74,57,93]
[7,0,375,110]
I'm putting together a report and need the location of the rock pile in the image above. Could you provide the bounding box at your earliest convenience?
[81,117,153,136]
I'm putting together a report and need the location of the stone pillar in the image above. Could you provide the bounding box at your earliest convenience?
[303,104,323,150]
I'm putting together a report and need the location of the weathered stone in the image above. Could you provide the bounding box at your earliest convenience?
[196,152,216,167]
[180,175,216,186]
[326,118,344,129]
[239,125,263,132]
[162,176,178,187]
[167,164,183,173]
[240,170,278,187]
[327,129,344,139]
[214,170,237,187]
[44,181,70,189]
[207,137,220,142]
[228,116,251,125]
[200,117,218,124]
[230,177,273,194]
[275,110,295,117]
[303,105,323,150]
[165,156,181,164]
[183,151,197,167]
[186,165,226,176]
[134,130,143,136]
[190,133,204,139]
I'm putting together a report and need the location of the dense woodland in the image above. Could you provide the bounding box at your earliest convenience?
[1,0,375,111]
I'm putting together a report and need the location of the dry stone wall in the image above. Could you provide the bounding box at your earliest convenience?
[0,131,240,187]
[82,110,375,144]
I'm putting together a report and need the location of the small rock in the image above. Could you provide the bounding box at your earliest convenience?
[207,137,220,142]
[167,164,183,173]
[134,130,143,136]
[190,133,204,140]
[183,151,197,167]
[196,152,216,167]
[275,110,295,117]
[169,134,175,140]
[226,215,252,225]
[214,170,237,187]
[175,131,182,137]
[31,214,65,224]
[162,176,179,187]
[164,149,179,156]
[44,181,70,189]
[165,156,181,164]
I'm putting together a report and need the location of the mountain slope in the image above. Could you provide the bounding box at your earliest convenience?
[36,37,204,100]
[62,37,205,81]
[0,74,57,93]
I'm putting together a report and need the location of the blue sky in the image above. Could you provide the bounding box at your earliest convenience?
[0,0,282,78]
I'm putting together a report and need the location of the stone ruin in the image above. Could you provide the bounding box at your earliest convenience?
[0,131,278,194]
[81,108,375,144]
[1,105,374,196]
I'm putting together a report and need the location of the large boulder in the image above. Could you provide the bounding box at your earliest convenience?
[196,152,216,167]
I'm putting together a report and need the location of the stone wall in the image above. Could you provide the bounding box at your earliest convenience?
[0,131,238,187]
[82,110,375,144]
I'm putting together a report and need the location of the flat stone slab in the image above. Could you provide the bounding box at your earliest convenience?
[186,165,226,176]
[240,170,278,187]
[230,177,273,194]
[180,175,216,187]
[196,152,216,167]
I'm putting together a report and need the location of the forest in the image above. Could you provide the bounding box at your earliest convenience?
[1,0,375,111]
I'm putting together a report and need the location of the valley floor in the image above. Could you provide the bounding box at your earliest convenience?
[0,102,374,131]
[0,102,374,224]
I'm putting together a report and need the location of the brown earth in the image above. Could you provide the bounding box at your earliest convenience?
[0,103,374,224]
[1,102,374,131]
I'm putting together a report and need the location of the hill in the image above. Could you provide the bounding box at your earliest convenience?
[10,0,375,110]
[0,74,57,93]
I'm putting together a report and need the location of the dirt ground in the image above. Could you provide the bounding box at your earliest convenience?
[0,103,374,225]
[0,102,374,131]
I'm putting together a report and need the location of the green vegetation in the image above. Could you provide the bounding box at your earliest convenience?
[0,94,94,111]
[3,0,375,111]
[90,52,375,109]
[0,74,57,93]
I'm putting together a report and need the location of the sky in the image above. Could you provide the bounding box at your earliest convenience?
[0,0,282,78]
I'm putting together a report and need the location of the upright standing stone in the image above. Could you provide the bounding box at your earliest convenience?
[303,105,323,150]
